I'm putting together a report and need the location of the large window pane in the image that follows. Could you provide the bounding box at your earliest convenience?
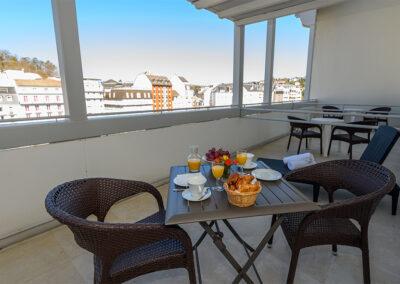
[272,15,309,103]
[0,0,65,121]
[243,22,267,105]
[76,0,233,114]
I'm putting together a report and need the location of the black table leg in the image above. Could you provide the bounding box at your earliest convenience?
[233,216,284,284]
[199,221,254,284]
[193,221,215,250]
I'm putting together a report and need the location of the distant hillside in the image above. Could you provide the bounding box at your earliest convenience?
[0,50,58,78]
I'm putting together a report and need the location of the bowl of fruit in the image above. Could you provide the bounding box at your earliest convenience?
[204,148,237,178]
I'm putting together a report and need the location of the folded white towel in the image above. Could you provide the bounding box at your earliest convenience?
[286,154,316,171]
[283,153,314,165]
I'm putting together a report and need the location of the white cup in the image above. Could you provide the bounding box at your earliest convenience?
[188,175,207,199]
[244,153,255,167]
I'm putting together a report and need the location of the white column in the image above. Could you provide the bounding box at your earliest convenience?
[52,0,87,121]
[263,19,276,104]
[304,23,316,100]
[296,10,317,101]
[232,24,245,110]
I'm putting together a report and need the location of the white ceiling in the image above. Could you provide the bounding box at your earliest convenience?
[188,0,348,25]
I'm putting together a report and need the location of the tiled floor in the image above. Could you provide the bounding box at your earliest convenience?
[1,136,399,284]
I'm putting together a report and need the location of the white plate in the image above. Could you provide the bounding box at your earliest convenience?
[251,169,282,181]
[242,161,258,170]
[173,173,205,187]
[182,188,211,202]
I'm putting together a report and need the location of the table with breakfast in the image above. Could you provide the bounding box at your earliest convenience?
[165,146,320,284]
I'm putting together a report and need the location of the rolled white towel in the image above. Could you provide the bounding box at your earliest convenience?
[283,153,314,165]
[287,155,316,171]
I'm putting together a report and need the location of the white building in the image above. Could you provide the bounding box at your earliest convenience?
[272,83,303,103]
[170,75,195,109]
[103,88,153,113]
[0,77,23,120]
[15,78,64,118]
[83,78,104,114]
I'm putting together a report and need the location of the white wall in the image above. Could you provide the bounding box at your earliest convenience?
[0,116,287,239]
[310,0,400,106]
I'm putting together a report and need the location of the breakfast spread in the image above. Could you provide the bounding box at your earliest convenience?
[226,173,261,193]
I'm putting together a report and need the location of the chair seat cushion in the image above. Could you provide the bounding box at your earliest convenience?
[281,212,361,249]
[257,158,290,175]
[110,239,186,278]
[293,129,321,138]
[332,133,369,144]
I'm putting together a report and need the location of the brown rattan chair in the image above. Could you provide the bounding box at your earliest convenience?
[279,160,395,284]
[45,178,196,284]
[287,116,323,154]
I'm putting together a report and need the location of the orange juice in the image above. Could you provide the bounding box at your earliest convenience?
[188,158,201,172]
[212,164,224,179]
[237,153,247,166]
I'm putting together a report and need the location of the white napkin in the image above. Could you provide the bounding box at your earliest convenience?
[284,153,316,171]
[283,153,314,165]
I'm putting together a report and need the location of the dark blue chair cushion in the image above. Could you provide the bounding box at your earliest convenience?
[257,158,291,176]
[360,125,400,164]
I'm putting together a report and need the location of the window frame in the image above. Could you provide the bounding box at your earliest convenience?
[0,0,315,150]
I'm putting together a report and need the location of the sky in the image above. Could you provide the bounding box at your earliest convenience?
[1,0,310,85]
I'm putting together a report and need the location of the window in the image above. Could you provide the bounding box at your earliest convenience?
[25,105,30,112]
[76,0,233,114]
[6,96,13,102]
[0,0,66,122]
[46,105,51,111]
[243,22,267,105]
[272,15,309,103]
[45,96,49,102]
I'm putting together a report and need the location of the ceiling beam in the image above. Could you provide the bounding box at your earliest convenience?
[219,0,286,19]
[192,0,229,9]
[235,0,347,25]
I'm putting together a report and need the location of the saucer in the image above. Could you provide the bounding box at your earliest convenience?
[182,188,211,202]
[242,161,258,170]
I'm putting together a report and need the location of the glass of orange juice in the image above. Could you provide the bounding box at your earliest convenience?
[211,161,225,191]
[236,150,248,174]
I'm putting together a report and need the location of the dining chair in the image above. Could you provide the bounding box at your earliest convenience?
[45,178,196,284]
[280,160,395,284]
[322,105,343,119]
[364,106,391,126]
[327,120,376,159]
[286,116,323,155]
[258,125,400,214]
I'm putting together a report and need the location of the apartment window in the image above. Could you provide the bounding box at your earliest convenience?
[25,105,30,112]
[6,96,13,102]
[23,96,28,102]
[56,96,60,102]
[34,96,38,102]
[57,105,61,111]
[76,0,233,114]
[272,15,309,103]
[35,105,40,111]
[46,105,51,111]
[243,22,267,105]
[45,95,49,102]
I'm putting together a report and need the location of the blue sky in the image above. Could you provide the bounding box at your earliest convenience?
[1,0,309,84]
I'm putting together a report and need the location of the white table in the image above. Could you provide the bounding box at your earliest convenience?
[311,117,344,157]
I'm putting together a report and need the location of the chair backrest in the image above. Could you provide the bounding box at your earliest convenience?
[287,115,308,129]
[45,178,150,254]
[292,160,396,225]
[368,107,391,114]
[322,105,343,118]
[360,125,399,164]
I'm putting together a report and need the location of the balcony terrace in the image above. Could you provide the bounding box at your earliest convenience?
[0,0,400,283]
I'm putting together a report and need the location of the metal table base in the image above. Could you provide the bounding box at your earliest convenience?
[192,217,284,284]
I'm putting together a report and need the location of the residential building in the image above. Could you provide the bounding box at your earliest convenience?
[15,78,64,118]
[272,82,303,102]
[0,77,22,120]
[132,72,175,111]
[104,88,153,112]
[83,78,104,114]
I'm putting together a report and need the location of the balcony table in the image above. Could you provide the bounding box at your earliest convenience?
[311,117,344,157]
[166,161,320,284]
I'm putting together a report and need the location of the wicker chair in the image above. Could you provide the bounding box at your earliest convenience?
[327,120,376,159]
[322,105,343,119]
[45,178,196,284]
[287,116,323,154]
[281,160,396,284]
[364,107,391,126]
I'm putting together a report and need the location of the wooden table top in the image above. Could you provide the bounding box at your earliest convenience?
[165,161,320,225]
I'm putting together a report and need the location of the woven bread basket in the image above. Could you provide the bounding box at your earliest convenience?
[223,182,262,207]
